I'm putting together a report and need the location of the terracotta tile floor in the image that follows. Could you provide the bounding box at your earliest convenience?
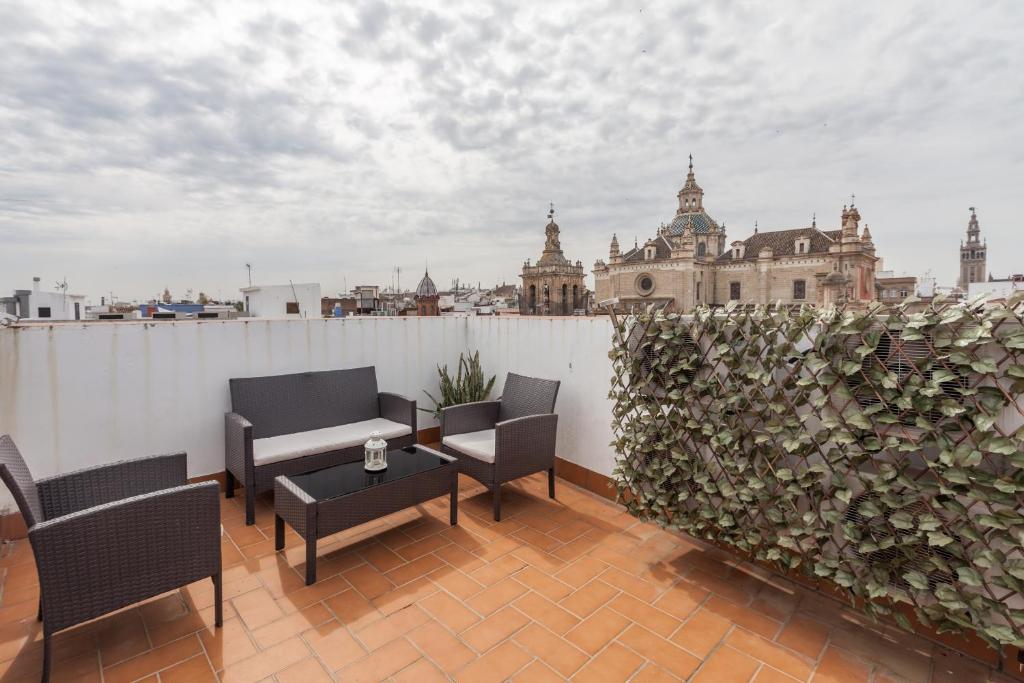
[0,471,1015,682]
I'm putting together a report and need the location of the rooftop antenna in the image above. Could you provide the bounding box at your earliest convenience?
[245,263,253,287]
[289,280,305,319]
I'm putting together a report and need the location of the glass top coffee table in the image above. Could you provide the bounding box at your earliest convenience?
[273,444,458,584]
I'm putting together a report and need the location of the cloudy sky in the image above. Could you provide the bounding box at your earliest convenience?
[1,0,1021,303]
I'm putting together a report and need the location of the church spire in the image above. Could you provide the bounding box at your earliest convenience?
[537,203,567,265]
[677,154,704,215]
[966,206,981,244]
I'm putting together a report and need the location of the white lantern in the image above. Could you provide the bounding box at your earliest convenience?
[364,431,388,471]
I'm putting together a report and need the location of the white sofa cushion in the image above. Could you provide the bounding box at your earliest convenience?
[442,429,496,464]
[252,418,412,467]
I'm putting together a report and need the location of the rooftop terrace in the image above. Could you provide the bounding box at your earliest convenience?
[1,470,1008,683]
[1,312,1022,681]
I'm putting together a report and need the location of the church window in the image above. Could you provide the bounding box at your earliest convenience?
[793,280,806,300]
[729,282,741,300]
[636,274,655,296]
[529,285,537,312]
[572,285,578,309]
[697,242,706,256]
[696,282,701,301]
[561,284,568,312]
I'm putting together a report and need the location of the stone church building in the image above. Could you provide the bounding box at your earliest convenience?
[593,159,880,311]
[520,207,590,315]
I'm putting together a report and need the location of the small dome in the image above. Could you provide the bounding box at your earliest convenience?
[825,271,846,285]
[416,271,437,297]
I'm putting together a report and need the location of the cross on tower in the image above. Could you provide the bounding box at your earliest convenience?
[548,202,555,220]
[688,154,693,171]
[850,193,856,206]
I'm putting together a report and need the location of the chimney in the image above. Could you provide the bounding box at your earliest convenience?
[32,276,41,292]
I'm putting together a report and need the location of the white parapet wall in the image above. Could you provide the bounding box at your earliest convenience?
[0,317,617,510]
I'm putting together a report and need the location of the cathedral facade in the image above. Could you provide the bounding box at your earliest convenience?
[593,159,880,311]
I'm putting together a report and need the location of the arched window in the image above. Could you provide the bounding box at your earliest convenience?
[793,280,806,300]
[697,242,706,257]
[528,285,536,313]
[543,285,550,304]
[572,284,578,309]
[561,284,568,314]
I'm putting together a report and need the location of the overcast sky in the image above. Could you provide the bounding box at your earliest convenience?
[1,0,1021,303]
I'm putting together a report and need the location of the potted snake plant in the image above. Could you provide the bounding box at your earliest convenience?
[421,350,497,420]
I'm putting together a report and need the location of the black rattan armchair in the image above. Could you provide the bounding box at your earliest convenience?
[440,372,560,521]
[0,435,222,683]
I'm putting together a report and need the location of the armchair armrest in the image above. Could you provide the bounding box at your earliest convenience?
[29,481,221,634]
[379,392,417,433]
[36,452,187,521]
[441,401,500,437]
[494,414,559,475]
[225,412,253,481]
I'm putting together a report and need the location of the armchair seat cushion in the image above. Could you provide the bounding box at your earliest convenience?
[252,418,412,467]
[441,429,496,464]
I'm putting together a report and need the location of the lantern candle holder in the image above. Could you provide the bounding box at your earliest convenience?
[364,431,388,472]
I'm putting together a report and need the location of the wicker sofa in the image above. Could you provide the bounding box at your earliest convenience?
[440,372,560,521]
[0,435,222,683]
[225,367,416,524]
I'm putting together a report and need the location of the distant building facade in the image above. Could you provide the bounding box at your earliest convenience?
[593,158,879,311]
[520,207,589,315]
[958,207,987,291]
[240,283,321,319]
[351,286,380,314]
[876,273,918,305]
[321,297,357,317]
[415,270,440,316]
[1,277,86,320]
[968,274,1024,302]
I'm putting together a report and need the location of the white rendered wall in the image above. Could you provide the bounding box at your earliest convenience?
[27,291,86,320]
[466,317,617,477]
[243,284,322,319]
[968,279,1024,301]
[0,317,619,511]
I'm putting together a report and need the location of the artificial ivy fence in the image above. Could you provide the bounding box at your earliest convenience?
[609,295,1024,647]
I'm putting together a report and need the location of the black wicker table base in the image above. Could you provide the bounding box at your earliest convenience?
[273,444,458,585]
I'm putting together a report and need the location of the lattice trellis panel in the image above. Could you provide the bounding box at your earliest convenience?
[608,295,1024,647]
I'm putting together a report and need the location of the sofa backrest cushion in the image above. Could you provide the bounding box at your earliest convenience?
[230,367,380,439]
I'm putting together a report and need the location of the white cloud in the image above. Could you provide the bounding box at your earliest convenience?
[1,0,1021,301]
